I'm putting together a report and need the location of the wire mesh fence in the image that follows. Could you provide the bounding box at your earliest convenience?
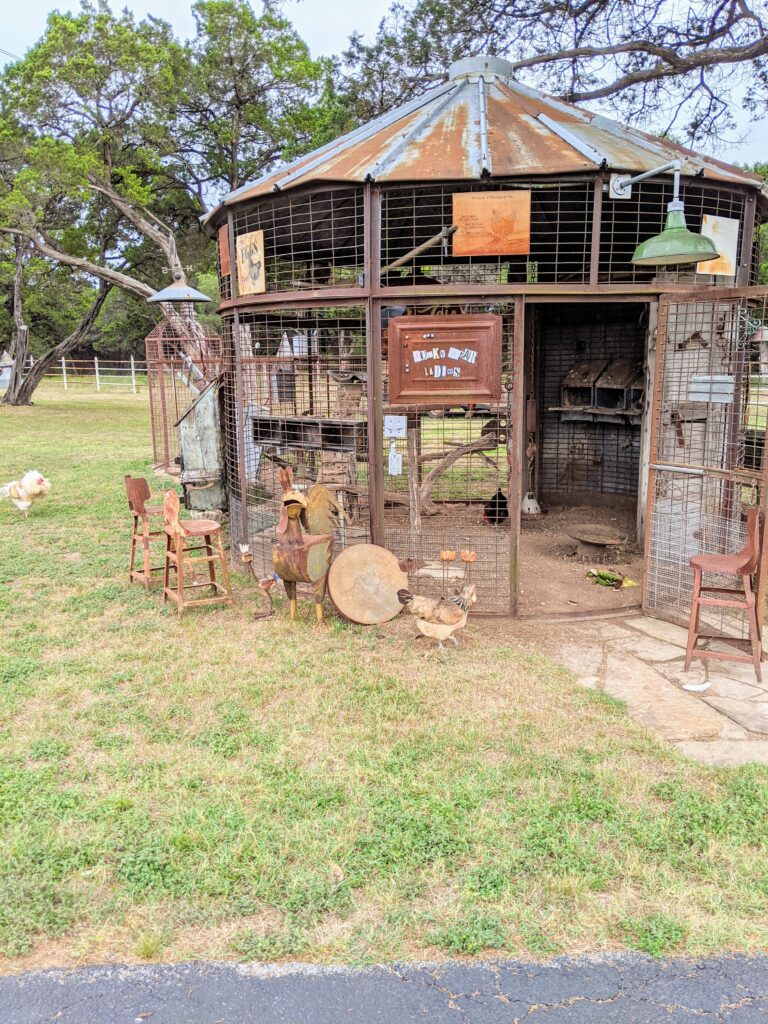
[645,290,768,636]
[220,300,520,615]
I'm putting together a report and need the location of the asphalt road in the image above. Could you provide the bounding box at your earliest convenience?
[2,955,767,1023]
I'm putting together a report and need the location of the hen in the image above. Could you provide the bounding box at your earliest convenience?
[397,583,477,650]
[1,470,51,516]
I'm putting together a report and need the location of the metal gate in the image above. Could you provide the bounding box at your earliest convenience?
[643,288,768,637]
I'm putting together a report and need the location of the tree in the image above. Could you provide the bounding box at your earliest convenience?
[340,0,768,144]
[0,1,336,403]
[178,0,329,200]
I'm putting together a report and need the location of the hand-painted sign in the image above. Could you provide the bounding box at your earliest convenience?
[452,191,531,257]
[236,229,266,295]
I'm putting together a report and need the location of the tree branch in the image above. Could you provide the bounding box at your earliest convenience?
[0,226,154,299]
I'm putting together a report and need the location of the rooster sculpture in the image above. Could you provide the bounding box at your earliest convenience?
[272,467,351,625]
[1,470,51,516]
[397,583,477,650]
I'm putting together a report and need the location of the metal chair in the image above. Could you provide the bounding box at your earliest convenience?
[125,475,165,590]
[162,489,233,613]
[684,507,763,682]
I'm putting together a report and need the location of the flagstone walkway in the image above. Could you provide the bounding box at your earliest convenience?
[552,615,768,766]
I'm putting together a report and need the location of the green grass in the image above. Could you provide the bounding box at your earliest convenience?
[1,390,768,968]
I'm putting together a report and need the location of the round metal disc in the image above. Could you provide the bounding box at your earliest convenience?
[328,544,408,624]
[568,522,625,546]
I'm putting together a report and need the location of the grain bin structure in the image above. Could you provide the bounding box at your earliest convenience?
[203,55,768,632]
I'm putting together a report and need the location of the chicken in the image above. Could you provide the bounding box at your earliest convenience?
[483,489,508,525]
[1,470,51,516]
[239,544,278,619]
[397,583,477,650]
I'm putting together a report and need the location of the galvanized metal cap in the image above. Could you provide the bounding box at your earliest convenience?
[147,275,212,304]
[448,56,514,80]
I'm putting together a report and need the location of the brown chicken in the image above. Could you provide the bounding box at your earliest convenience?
[397,583,477,650]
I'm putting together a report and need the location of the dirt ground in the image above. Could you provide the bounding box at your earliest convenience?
[519,500,643,617]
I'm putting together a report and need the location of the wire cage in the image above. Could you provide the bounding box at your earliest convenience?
[645,292,768,638]
[146,316,223,471]
[213,162,765,618]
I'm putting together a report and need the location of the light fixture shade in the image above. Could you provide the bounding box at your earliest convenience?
[631,204,719,267]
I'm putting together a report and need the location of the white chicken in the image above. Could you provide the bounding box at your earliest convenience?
[1,470,51,516]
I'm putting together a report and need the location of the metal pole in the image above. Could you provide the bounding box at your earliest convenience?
[364,180,385,546]
[227,209,250,550]
[508,296,525,616]
[130,354,137,393]
[61,358,68,390]
[589,173,603,287]
[94,356,100,391]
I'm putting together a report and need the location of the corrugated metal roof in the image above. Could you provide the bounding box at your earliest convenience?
[203,55,763,225]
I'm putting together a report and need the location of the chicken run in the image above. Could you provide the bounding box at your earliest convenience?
[146,55,768,634]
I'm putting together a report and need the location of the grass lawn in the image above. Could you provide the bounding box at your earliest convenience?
[1,390,768,970]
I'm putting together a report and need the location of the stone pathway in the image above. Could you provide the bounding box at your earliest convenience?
[553,615,768,766]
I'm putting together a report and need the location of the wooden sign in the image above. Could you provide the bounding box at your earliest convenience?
[452,191,531,257]
[217,225,230,276]
[236,229,266,295]
[387,314,502,405]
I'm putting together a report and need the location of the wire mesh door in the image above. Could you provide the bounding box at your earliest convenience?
[380,301,523,615]
[644,289,768,636]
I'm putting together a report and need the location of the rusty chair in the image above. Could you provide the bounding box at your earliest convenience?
[162,489,233,614]
[684,507,764,682]
[125,475,165,590]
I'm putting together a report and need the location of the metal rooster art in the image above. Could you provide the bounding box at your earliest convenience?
[272,466,350,625]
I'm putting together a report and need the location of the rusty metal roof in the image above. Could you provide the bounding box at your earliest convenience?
[203,55,763,225]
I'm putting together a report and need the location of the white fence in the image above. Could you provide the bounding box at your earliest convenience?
[30,356,148,392]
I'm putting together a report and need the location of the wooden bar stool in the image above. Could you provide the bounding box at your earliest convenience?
[162,489,233,614]
[125,475,165,590]
[684,507,763,682]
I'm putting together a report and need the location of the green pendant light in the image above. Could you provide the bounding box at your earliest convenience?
[632,199,719,267]
[611,160,720,267]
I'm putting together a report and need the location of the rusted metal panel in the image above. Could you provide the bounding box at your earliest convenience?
[387,314,503,405]
[203,62,764,226]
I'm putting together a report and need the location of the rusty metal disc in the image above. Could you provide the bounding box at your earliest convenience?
[328,544,408,624]
[568,523,625,546]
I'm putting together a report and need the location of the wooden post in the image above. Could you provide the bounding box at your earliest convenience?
[61,358,68,390]
[130,354,137,393]
[94,356,101,391]
[738,194,757,287]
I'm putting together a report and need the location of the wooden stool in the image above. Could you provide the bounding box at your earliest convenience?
[162,489,233,614]
[684,507,763,682]
[125,475,165,590]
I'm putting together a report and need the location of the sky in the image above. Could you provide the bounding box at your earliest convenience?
[1,0,764,164]
[0,0,392,62]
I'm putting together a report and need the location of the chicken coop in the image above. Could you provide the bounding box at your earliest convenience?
[199,54,768,629]
[146,313,222,471]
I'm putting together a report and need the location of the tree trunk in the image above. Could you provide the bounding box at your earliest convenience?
[4,237,30,403]
[3,281,112,406]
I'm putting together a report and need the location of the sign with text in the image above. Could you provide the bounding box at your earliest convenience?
[452,191,531,257]
[388,314,502,405]
[236,229,266,295]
